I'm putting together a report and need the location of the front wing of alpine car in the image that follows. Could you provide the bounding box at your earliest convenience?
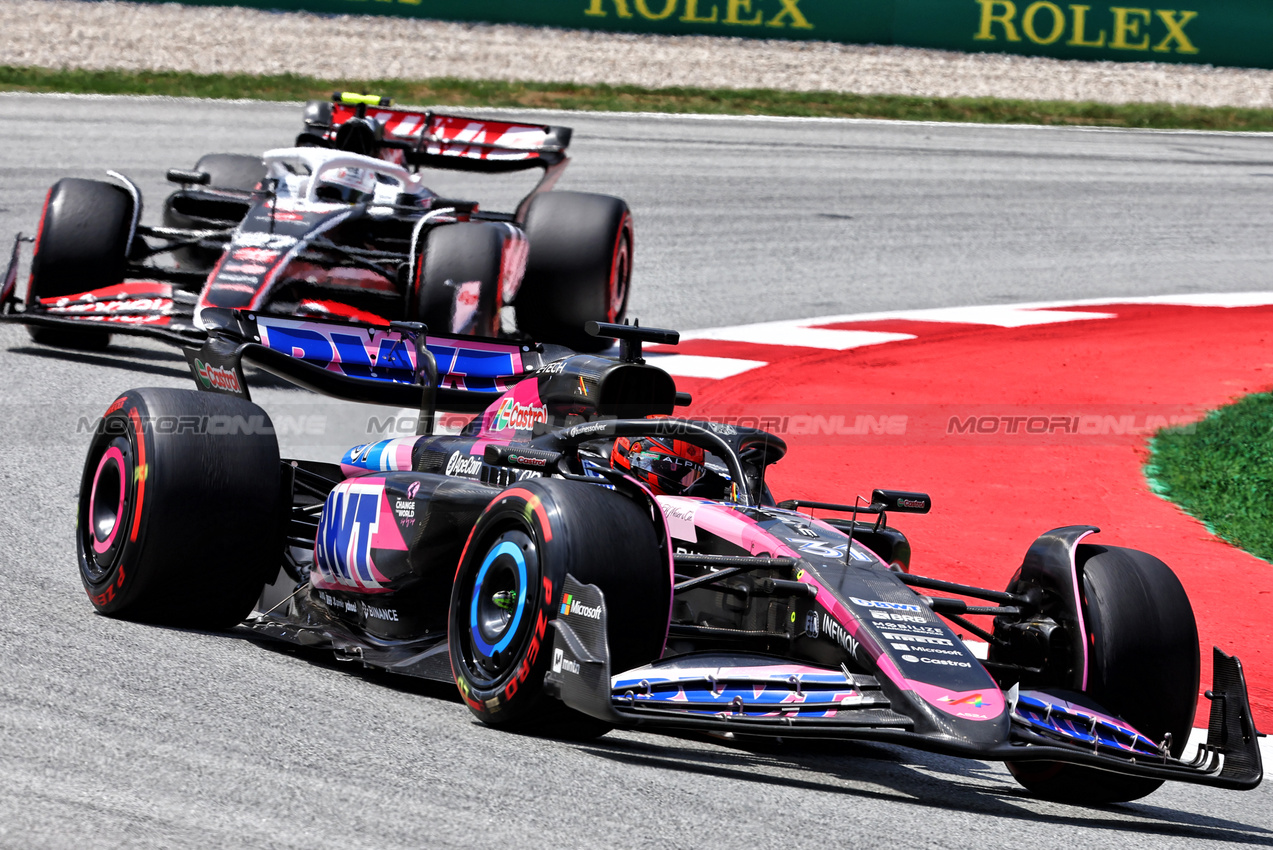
[547,575,1263,792]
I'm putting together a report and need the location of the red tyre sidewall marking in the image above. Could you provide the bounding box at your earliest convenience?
[127,407,146,543]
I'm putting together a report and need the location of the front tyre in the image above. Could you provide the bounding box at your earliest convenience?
[413,222,508,338]
[514,192,632,351]
[27,178,134,349]
[1008,545,1200,803]
[449,479,669,735]
[77,388,282,630]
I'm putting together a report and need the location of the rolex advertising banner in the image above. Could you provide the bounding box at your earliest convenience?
[127,0,1273,70]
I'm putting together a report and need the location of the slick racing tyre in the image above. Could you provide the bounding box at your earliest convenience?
[27,178,134,349]
[1007,545,1200,803]
[163,153,266,268]
[77,388,282,630]
[449,478,669,736]
[413,222,508,338]
[514,192,632,352]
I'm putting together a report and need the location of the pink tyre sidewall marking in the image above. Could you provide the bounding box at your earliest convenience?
[89,446,126,556]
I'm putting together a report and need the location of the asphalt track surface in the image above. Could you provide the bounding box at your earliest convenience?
[0,93,1271,848]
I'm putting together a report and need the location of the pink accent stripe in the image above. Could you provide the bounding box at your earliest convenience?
[1070,528,1097,690]
[89,447,126,555]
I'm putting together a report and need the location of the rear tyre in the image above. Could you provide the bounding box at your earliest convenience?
[163,153,266,268]
[1007,545,1199,803]
[77,387,282,630]
[448,479,669,736]
[413,222,506,338]
[27,178,134,349]
[514,191,632,351]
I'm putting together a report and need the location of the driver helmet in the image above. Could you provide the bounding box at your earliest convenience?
[611,435,706,496]
[315,166,376,204]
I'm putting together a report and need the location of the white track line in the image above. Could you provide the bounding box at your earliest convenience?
[664,292,1273,379]
[643,353,769,379]
[1186,727,1273,765]
[843,306,1118,327]
[678,326,916,350]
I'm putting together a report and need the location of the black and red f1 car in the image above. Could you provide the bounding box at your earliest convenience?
[2,93,632,352]
[75,311,1263,804]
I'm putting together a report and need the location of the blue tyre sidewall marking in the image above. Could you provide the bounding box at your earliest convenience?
[469,539,528,656]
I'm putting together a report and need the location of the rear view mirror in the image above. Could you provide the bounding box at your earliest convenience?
[166,169,210,186]
[871,489,931,513]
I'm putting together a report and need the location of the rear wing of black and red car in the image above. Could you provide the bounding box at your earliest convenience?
[297,93,574,218]
[301,93,571,174]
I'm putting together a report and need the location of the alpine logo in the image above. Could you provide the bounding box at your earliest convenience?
[940,693,985,707]
[195,359,242,393]
[491,398,549,432]
[445,451,483,477]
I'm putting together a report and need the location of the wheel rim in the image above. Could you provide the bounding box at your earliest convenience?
[84,436,133,582]
[607,227,631,323]
[461,528,540,685]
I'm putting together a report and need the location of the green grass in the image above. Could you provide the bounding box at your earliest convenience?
[3,65,1273,130]
[1146,393,1273,563]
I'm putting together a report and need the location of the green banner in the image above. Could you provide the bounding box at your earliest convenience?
[138,0,1273,70]
[897,0,1269,68]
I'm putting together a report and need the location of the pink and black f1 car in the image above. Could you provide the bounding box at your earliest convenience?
[76,312,1263,804]
[1,93,632,352]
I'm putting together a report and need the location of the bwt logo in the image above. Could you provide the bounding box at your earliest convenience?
[315,482,384,590]
[585,0,813,29]
[973,1,1198,54]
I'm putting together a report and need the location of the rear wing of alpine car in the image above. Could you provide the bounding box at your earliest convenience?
[187,307,566,426]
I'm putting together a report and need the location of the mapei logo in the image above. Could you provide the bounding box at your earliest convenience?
[559,593,602,620]
[551,647,580,675]
[195,359,242,393]
[491,398,549,432]
[850,596,923,613]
